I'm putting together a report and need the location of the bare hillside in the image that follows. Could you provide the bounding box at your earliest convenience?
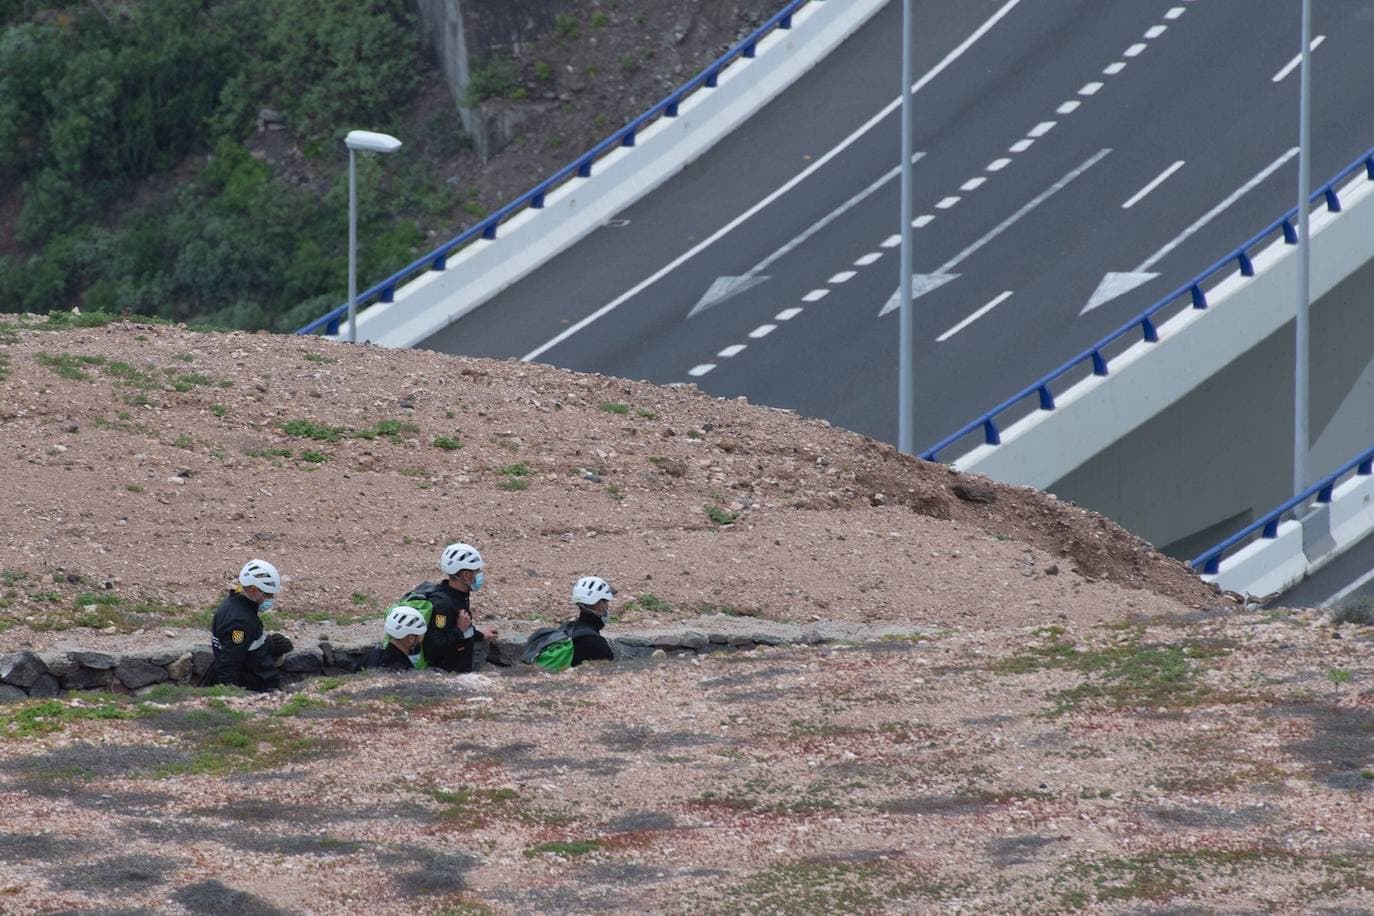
[10,320,1374,914]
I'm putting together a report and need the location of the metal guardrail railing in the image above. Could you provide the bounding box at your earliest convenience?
[920,143,1374,464]
[1191,443,1374,576]
[297,0,814,337]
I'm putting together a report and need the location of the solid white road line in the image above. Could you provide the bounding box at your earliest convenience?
[937,291,1013,342]
[1136,147,1298,272]
[1322,566,1374,608]
[520,0,1027,362]
[1121,160,1185,209]
[1272,35,1326,82]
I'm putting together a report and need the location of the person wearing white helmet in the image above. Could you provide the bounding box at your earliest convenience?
[208,559,293,691]
[567,575,616,667]
[362,606,429,671]
[397,542,498,673]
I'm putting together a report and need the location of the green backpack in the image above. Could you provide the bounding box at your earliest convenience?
[386,582,445,671]
[522,621,600,672]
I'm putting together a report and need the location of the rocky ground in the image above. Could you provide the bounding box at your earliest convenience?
[2,315,1374,914]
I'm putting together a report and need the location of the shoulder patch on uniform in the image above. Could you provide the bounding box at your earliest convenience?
[231,629,245,645]
[432,614,447,629]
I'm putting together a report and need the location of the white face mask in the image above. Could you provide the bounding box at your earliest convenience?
[407,651,423,668]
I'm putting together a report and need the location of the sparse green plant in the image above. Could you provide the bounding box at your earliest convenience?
[281,419,347,442]
[606,484,623,501]
[636,408,656,419]
[173,434,193,449]
[247,447,293,459]
[619,53,639,72]
[432,436,462,451]
[1328,668,1353,685]
[500,462,532,477]
[533,60,554,81]
[125,484,144,493]
[303,353,337,364]
[350,592,374,607]
[705,505,739,526]
[300,450,329,463]
[211,404,227,417]
[590,10,608,28]
[498,477,529,492]
[1,697,138,738]
[554,13,580,39]
[686,428,702,439]
[599,402,630,415]
[35,352,105,380]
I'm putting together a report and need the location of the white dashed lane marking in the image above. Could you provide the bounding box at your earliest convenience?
[1009,139,1034,153]
[913,214,935,228]
[717,344,747,358]
[854,252,883,267]
[1144,24,1167,39]
[829,271,857,284]
[1165,6,1185,20]
[802,289,830,302]
[960,177,987,192]
[936,196,961,209]
[986,158,1011,172]
[688,364,715,377]
[1057,100,1081,115]
[1103,61,1126,75]
[1028,121,1056,137]
[748,324,777,339]
[1125,42,1146,57]
[775,308,803,321]
[1079,81,1103,96]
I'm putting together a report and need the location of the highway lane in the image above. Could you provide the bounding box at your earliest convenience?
[421,0,1374,449]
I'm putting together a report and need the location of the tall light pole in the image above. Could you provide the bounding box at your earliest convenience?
[897,0,916,453]
[344,130,402,343]
[1293,0,1312,495]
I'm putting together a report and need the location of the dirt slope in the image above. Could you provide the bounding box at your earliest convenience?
[0,317,1218,649]
[17,320,1374,915]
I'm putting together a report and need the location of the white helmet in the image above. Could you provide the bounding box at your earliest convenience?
[572,575,614,606]
[384,606,428,639]
[440,543,484,575]
[238,559,281,595]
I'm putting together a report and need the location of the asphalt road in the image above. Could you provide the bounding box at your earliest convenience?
[421,0,1374,451]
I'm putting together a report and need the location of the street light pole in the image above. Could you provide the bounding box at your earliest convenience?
[1293,0,1312,495]
[343,130,403,343]
[897,0,915,454]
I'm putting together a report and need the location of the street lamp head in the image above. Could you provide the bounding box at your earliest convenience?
[345,130,402,154]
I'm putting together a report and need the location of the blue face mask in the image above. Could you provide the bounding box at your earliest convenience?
[259,597,275,612]
[471,572,484,592]
[407,651,423,668]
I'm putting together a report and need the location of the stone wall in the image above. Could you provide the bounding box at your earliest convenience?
[0,620,934,701]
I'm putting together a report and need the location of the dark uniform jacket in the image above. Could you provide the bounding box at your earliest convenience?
[570,608,614,668]
[414,581,485,674]
[210,590,280,692]
[362,642,416,671]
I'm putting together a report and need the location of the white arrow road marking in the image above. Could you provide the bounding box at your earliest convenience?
[520,0,1027,362]
[880,148,1112,316]
[937,290,1013,342]
[1080,147,1299,315]
[687,153,926,318]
